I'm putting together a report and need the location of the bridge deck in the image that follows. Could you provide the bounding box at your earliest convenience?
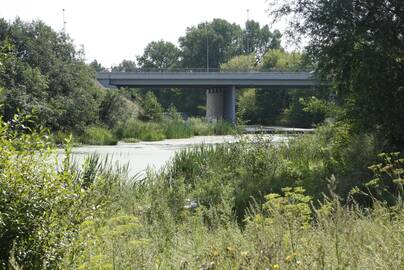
[96,71,324,88]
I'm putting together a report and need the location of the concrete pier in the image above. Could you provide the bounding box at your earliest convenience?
[206,86,236,123]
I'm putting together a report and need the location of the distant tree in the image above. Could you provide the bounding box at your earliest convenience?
[89,59,107,72]
[220,54,256,71]
[111,60,137,72]
[137,40,181,70]
[261,49,306,71]
[99,90,140,128]
[179,19,242,69]
[141,91,163,121]
[269,0,404,148]
[242,20,282,59]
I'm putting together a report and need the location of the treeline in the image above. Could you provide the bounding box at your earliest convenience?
[0,18,235,142]
[94,19,326,127]
[0,17,323,138]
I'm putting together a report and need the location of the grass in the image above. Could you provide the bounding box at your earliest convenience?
[3,116,403,268]
[61,123,403,269]
[113,117,238,143]
[79,126,118,145]
[53,118,238,146]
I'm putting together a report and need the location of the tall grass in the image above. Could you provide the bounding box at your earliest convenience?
[79,126,118,145]
[114,117,237,143]
[63,123,403,269]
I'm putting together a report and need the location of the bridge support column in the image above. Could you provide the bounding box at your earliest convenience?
[206,86,236,124]
[223,85,236,124]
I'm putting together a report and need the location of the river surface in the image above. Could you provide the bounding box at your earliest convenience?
[58,135,288,179]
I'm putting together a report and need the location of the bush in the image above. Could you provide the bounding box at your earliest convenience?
[80,126,118,145]
[115,119,165,142]
[0,115,121,268]
[213,120,237,135]
[188,117,214,135]
[65,141,403,269]
[164,120,193,139]
[160,123,379,221]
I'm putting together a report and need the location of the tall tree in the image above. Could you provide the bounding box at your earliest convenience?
[179,19,242,69]
[89,59,107,72]
[0,18,103,132]
[111,60,137,72]
[137,40,181,70]
[269,0,404,148]
[242,20,282,59]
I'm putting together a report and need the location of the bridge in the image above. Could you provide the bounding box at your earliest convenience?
[96,71,324,123]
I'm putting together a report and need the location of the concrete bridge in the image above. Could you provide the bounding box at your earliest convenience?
[96,71,324,123]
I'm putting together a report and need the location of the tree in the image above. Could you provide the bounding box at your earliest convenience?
[220,54,256,71]
[269,0,404,148]
[89,59,107,72]
[111,59,137,72]
[0,18,103,132]
[179,19,242,69]
[141,91,163,121]
[242,20,282,59]
[137,40,181,70]
[261,49,306,71]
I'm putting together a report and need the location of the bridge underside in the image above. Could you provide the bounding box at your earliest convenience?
[96,72,324,124]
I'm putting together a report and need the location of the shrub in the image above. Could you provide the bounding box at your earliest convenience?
[80,126,118,145]
[141,91,163,122]
[188,117,214,135]
[213,120,237,135]
[164,120,193,139]
[0,115,121,268]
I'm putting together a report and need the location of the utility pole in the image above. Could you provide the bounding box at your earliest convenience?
[206,22,209,72]
[62,9,67,34]
[246,9,250,54]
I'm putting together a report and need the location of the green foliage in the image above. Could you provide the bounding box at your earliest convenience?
[220,54,256,71]
[261,49,306,71]
[115,119,166,142]
[136,40,181,70]
[99,90,140,129]
[64,130,403,269]
[111,60,137,72]
[213,120,237,135]
[188,117,214,135]
[237,88,257,124]
[80,126,118,145]
[0,19,104,133]
[261,187,313,228]
[358,152,404,205]
[269,0,404,149]
[0,114,121,268]
[164,120,193,139]
[242,20,282,57]
[179,19,243,69]
[140,91,163,122]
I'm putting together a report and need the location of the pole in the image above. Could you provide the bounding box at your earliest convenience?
[206,22,209,72]
[62,9,66,34]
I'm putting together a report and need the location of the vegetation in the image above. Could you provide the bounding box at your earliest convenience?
[269,0,404,148]
[1,1,403,268]
[0,115,123,268]
[80,126,118,145]
[61,123,402,269]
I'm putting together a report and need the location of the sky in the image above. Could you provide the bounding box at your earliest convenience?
[0,0,285,67]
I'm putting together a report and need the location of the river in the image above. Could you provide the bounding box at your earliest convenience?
[58,135,289,179]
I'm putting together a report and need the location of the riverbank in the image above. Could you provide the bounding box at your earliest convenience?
[58,134,290,178]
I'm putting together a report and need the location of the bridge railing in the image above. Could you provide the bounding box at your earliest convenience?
[102,67,314,73]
